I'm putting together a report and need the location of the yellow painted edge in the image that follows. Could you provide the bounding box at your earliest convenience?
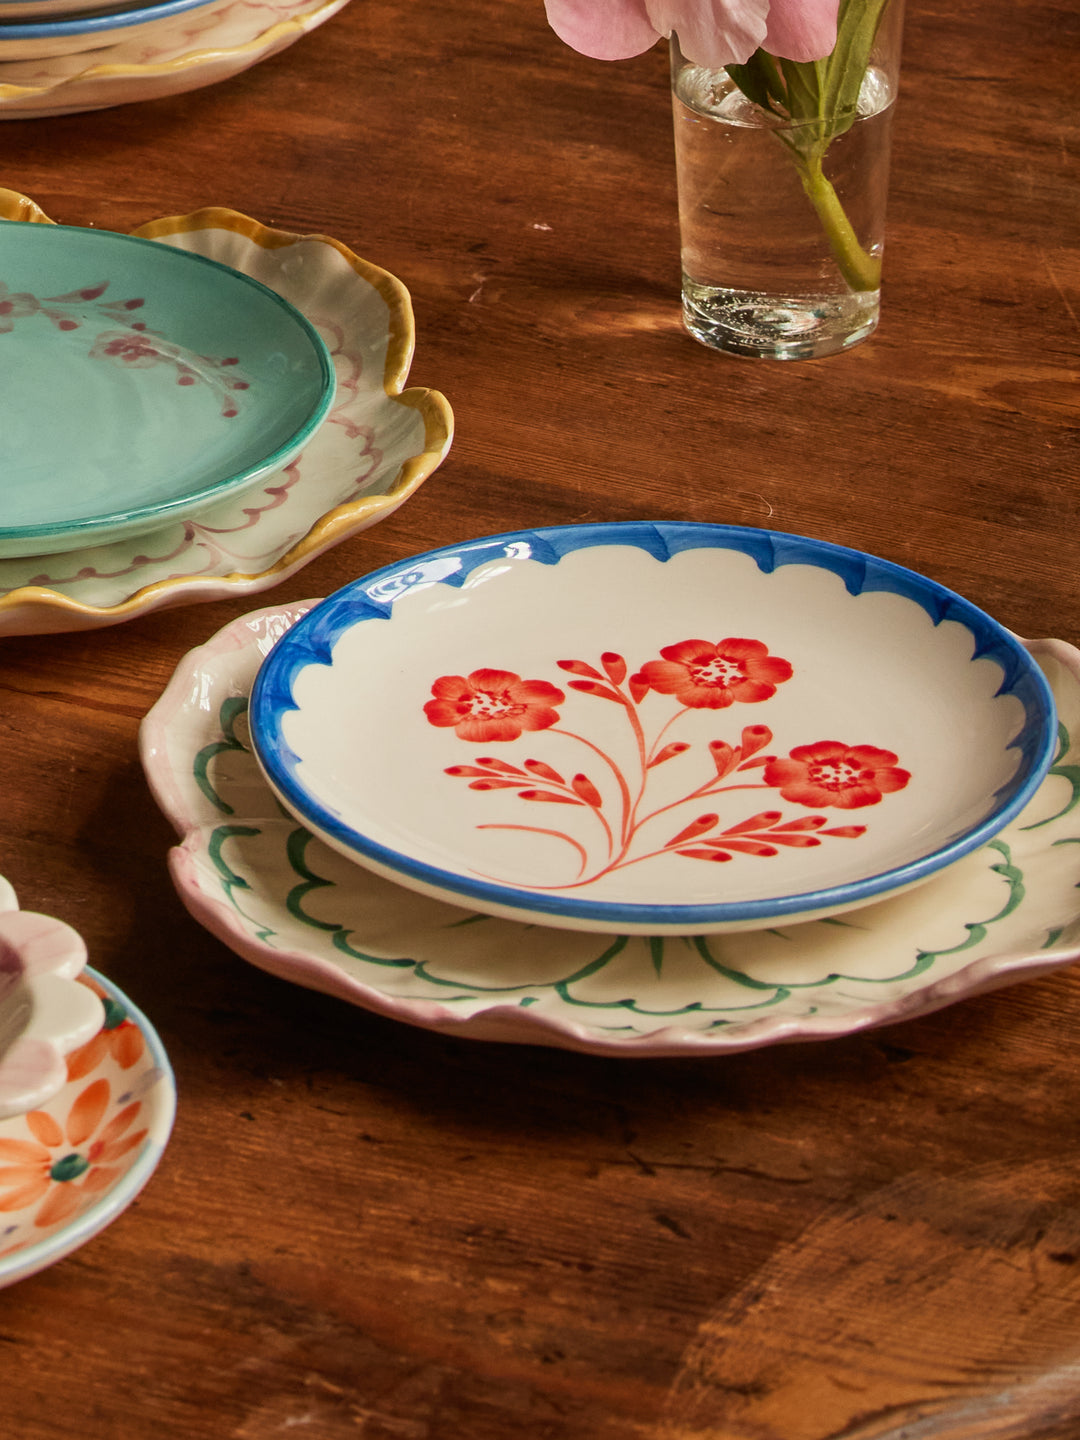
[0,195,454,628]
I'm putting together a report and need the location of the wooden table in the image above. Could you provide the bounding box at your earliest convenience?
[3,0,1080,1434]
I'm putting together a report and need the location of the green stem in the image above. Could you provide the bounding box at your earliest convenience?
[799,155,881,292]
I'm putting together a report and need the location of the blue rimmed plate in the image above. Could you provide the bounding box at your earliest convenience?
[0,220,335,557]
[247,523,1057,936]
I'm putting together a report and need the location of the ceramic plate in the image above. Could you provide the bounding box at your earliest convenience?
[0,221,334,556]
[0,193,452,634]
[140,601,1080,1056]
[0,906,104,1119]
[0,0,195,24]
[248,524,1056,935]
[0,960,174,1287]
[0,0,349,115]
[0,0,228,58]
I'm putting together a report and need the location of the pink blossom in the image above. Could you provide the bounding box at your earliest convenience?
[544,0,840,67]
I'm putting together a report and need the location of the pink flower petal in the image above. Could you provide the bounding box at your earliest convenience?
[544,0,662,60]
[762,0,839,61]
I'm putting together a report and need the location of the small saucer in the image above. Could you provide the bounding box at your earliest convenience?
[0,194,452,634]
[140,603,1080,1057]
[0,967,175,1287]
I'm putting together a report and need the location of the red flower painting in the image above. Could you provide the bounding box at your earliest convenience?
[633,638,793,709]
[424,669,565,743]
[763,742,911,809]
[425,638,911,890]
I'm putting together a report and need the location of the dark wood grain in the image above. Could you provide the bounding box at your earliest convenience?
[1,0,1079,1435]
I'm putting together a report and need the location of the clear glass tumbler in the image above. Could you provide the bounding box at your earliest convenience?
[670,0,905,361]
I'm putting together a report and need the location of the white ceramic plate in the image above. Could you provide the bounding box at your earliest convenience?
[0,953,174,1287]
[248,524,1057,935]
[140,601,1080,1057]
[0,0,349,116]
[0,193,452,634]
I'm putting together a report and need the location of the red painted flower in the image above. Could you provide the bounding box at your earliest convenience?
[634,638,793,709]
[763,742,911,810]
[90,330,163,367]
[0,284,39,331]
[424,669,565,743]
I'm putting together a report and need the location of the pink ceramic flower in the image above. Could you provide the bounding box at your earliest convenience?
[544,0,840,67]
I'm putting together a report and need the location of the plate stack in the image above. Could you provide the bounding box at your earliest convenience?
[140,524,1080,1060]
[0,198,453,637]
[0,0,350,117]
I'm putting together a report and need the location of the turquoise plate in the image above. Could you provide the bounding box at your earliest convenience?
[0,221,335,557]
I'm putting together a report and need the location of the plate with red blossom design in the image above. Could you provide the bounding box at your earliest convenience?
[246,523,1057,935]
[0,219,334,557]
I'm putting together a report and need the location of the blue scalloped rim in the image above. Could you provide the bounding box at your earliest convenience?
[248,522,1059,929]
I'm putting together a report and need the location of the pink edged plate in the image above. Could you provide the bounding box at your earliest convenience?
[139,596,1080,1058]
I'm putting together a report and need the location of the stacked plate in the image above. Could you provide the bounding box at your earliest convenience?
[140,523,1080,1059]
[0,193,453,635]
[1,217,337,559]
[0,0,350,116]
[0,875,175,1287]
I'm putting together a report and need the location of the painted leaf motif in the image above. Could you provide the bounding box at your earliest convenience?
[668,814,720,847]
[567,680,624,703]
[557,659,604,680]
[649,742,690,768]
[571,774,603,807]
[601,652,627,685]
[524,759,565,784]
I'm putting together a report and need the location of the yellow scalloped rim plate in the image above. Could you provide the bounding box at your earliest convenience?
[0,189,453,635]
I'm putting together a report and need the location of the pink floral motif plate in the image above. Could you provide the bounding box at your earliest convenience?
[247,524,1056,935]
[0,218,335,557]
[140,601,1080,1057]
[0,962,174,1287]
[0,191,452,634]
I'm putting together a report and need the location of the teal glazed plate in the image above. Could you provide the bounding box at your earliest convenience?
[246,523,1057,936]
[0,220,335,557]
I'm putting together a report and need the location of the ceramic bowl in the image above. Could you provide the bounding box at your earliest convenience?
[0,194,451,634]
[0,966,175,1287]
[0,0,232,56]
[140,602,1080,1057]
[0,220,335,558]
[0,902,104,1119]
[248,523,1057,936]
